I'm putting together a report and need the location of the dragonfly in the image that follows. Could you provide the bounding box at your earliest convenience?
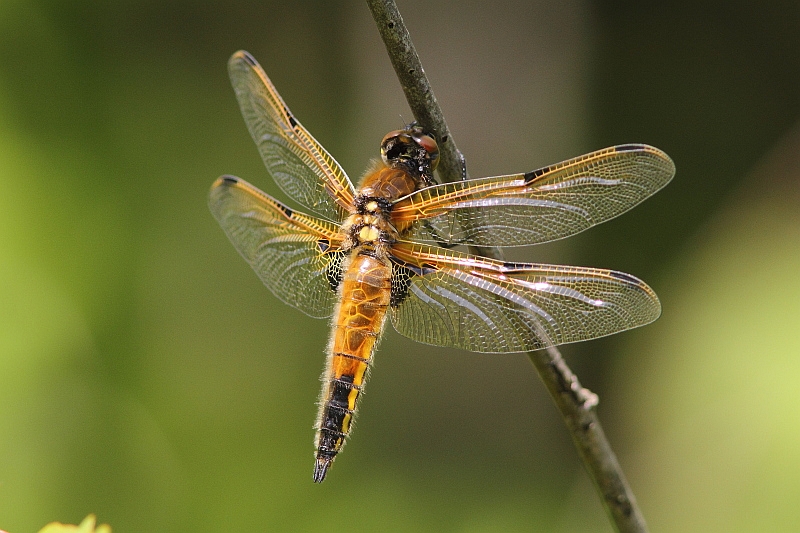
[209,50,675,483]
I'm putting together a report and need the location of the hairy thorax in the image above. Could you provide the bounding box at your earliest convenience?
[340,161,420,255]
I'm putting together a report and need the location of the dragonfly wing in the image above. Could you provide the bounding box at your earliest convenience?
[209,175,346,318]
[228,50,356,221]
[389,243,660,353]
[393,144,674,246]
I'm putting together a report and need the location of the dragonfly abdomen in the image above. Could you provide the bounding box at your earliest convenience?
[314,251,391,482]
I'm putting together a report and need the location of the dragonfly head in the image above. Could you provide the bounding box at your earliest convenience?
[380,125,440,176]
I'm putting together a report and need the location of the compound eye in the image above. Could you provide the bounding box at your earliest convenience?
[381,129,406,146]
[413,133,440,170]
[380,130,412,164]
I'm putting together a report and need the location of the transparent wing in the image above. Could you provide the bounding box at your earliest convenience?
[392,144,674,246]
[228,50,356,222]
[389,243,660,353]
[209,175,346,318]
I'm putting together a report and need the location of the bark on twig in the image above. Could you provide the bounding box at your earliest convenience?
[366,1,649,531]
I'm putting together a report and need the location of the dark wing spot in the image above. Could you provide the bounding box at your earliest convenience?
[241,51,258,66]
[285,109,298,128]
[523,166,549,185]
[277,203,293,217]
[220,175,239,185]
[614,144,646,152]
[608,270,642,285]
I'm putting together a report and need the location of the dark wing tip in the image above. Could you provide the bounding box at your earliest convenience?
[607,269,643,285]
[219,174,240,185]
[607,269,663,324]
[230,49,257,66]
[616,143,675,166]
[313,457,332,483]
[210,175,241,193]
[614,143,649,152]
[208,176,242,216]
[615,144,676,187]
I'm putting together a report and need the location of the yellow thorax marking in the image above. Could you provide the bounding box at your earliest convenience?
[359,225,380,242]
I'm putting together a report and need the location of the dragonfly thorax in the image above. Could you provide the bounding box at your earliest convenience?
[341,209,397,250]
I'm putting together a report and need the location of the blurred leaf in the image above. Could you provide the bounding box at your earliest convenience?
[614,126,800,532]
[38,515,110,533]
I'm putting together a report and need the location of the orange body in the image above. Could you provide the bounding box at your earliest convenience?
[314,254,391,464]
[313,163,418,481]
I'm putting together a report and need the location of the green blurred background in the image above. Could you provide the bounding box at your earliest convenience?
[1,1,799,531]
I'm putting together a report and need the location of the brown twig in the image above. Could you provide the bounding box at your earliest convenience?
[366,0,498,259]
[365,1,649,531]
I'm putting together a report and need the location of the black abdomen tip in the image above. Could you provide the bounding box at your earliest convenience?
[313,456,332,483]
